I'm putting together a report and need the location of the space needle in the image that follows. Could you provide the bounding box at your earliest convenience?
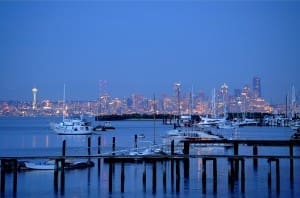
[32,87,38,110]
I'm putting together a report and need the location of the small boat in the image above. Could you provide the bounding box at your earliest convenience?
[93,121,115,132]
[291,128,300,140]
[163,128,229,147]
[23,160,94,170]
[24,160,55,170]
[51,116,93,135]
[51,85,93,135]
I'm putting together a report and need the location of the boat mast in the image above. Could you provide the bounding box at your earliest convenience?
[153,94,156,145]
[63,84,66,121]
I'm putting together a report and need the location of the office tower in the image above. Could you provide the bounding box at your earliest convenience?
[32,87,38,110]
[253,77,261,98]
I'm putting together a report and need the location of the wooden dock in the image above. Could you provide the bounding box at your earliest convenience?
[1,136,300,195]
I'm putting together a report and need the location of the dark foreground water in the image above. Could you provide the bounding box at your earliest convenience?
[0,117,299,197]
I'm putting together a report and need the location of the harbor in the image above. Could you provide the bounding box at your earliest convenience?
[0,117,300,197]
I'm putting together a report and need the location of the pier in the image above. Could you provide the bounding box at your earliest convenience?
[0,136,300,196]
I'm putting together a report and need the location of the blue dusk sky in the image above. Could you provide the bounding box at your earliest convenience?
[0,1,299,104]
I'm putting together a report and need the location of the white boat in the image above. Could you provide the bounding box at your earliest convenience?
[239,118,258,126]
[51,85,93,135]
[129,147,166,156]
[163,128,226,146]
[23,160,94,170]
[24,160,55,170]
[51,116,93,135]
[289,120,300,130]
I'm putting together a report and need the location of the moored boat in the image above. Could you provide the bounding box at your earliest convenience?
[23,160,94,170]
[51,116,93,135]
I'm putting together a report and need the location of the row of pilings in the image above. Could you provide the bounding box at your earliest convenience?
[1,136,299,196]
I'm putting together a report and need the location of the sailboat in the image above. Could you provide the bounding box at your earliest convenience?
[129,95,166,156]
[51,85,93,135]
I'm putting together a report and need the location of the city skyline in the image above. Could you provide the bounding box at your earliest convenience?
[1,1,299,103]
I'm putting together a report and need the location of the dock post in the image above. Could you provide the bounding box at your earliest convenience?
[142,163,146,192]
[228,158,234,192]
[152,161,157,194]
[202,159,207,194]
[134,134,138,150]
[241,158,245,193]
[184,158,189,179]
[60,159,65,195]
[268,158,280,194]
[171,140,174,155]
[54,159,65,194]
[121,162,125,193]
[1,160,6,194]
[62,140,66,156]
[98,136,101,172]
[12,159,18,195]
[112,137,116,155]
[228,157,245,193]
[109,162,113,193]
[202,158,217,194]
[163,162,167,193]
[88,136,91,162]
[54,159,59,193]
[175,159,180,193]
[171,159,174,192]
[183,142,189,155]
[233,142,239,180]
[289,142,294,183]
[253,145,258,169]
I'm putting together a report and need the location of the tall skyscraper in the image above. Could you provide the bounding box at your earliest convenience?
[253,77,261,98]
[32,87,38,110]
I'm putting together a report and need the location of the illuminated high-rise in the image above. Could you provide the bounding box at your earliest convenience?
[32,87,38,110]
[253,77,261,98]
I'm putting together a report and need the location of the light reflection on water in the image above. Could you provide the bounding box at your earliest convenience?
[0,117,299,197]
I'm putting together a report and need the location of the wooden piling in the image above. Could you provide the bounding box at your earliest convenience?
[289,142,294,182]
[183,142,189,155]
[184,158,189,179]
[109,162,113,193]
[88,137,91,162]
[62,140,66,156]
[233,142,239,180]
[112,137,116,155]
[121,162,125,193]
[1,160,5,194]
[98,136,101,172]
[253,145,258,169]
[171,159,174,192]
[142,163,146,192]
[54,159,65,194]
[60,159,65,195]
[228,157,245,193]
[54,160,58,193]
[268,158,280,193]
[12,159,17,194]
[228,159,234,192]
[152,162,157,194]
[163,162,167,193]
[241,158,245,193]
[202,158,217,194]
[134,134,138,149]
[175,159,180,193]
[171,140,174,155]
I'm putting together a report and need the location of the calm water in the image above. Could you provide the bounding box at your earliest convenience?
[0,117,299,197]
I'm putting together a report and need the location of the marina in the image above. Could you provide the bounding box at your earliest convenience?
[0,117,300,197]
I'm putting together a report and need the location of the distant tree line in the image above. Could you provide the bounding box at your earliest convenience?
[95,112,274,121]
